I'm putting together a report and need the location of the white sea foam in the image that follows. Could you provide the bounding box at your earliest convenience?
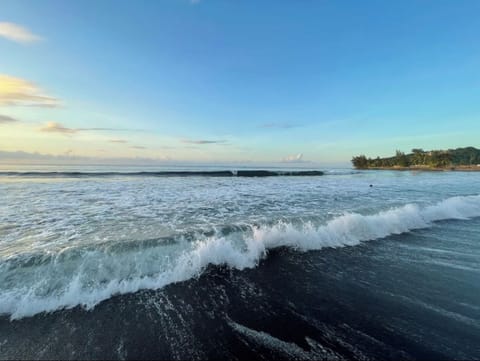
[1,194,480,320]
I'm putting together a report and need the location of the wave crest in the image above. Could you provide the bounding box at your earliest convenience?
[1,195,480,320]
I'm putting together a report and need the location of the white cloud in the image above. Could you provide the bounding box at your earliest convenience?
[0,74,59,107]
[0,22,42,44]
[281,153,305,163]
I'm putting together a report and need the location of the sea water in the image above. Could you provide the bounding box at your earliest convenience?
[0,167,479,359]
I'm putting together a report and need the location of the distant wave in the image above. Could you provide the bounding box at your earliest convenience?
[2,194,480,320]
[0,170,324,178]
[324,169,361,175]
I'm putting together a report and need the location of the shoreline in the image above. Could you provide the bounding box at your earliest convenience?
[358,166,480,172]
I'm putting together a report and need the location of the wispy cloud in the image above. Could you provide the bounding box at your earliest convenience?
[0,114,19,123]
[281,153,307,163]
[109,139,128,144]
[40,121,76,135]
[181,138,227,145]
[0,22,42,44]
[260,122,298,129]
[131,145,147,149]
[0,74,59,107]
[38,121,140,136]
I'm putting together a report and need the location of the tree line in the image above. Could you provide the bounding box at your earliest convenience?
[352,147,480,169]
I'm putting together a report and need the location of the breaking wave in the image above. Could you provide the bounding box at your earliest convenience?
[0,170,324,178]
[1,194,480,320]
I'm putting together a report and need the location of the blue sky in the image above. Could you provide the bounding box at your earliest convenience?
[0,0,479,165]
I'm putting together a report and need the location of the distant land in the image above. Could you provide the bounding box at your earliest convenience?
[352,147,480,171]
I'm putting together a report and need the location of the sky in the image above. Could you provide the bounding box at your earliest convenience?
[0,0,479,165]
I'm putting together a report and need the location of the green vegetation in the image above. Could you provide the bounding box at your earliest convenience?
[352,147,480,169]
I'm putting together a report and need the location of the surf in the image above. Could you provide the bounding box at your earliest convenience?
[1,194,480,320]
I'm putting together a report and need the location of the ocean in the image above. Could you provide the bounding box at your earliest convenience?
[0,166,479,360]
